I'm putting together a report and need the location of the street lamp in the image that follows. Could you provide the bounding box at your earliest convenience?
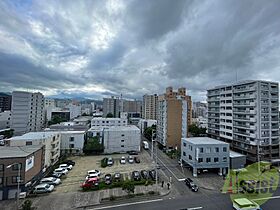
[7,163,21,210]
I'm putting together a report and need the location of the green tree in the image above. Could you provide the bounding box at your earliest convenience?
[106,113,114,118]
[0,129,14,138]
[22,200,32,210]
[83,136,104,155]
[48,116,67,126]
[143,124,156,140]
[188,124,206,137]
[122,181,135,194]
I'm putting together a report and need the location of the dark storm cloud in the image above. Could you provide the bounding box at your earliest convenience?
[0,0,280,101]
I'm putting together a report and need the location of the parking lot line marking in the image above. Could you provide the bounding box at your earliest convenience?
[91,198,163,209]
[187,207,203,210]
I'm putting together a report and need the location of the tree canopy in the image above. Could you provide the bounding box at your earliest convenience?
[106,113,114,118]
[83,136,104,155]
[188,124,207,137]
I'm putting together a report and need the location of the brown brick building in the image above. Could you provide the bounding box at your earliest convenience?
[0,145,44,200]
[157,87,192,150]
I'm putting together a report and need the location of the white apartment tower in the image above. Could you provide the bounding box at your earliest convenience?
[12,91,44,135]
[207,80,279,162]
[142,94,158,120]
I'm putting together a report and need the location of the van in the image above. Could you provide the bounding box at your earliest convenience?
[143,141,149,150]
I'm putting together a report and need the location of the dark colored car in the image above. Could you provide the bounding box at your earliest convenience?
[141,170,148,179]
[114,173,122,182]
[149,170,156,181]
[132,171,141,181]
[134,157,140,163]
[104,174,112,185]
[185,178,198,192]
[128,151,138,155]
[62,160,75,166]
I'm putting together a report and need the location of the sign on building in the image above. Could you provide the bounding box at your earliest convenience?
[25,156,34,172]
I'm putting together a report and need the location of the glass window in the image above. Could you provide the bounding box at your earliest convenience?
[0,164,4,172]
[223,147,227,152]
[200,148,204,153]
[189,155,192,160]
[12,163,22,171]
[183,152,186,156]
[206,158,211,163]
[0,177,3,184]
[121,145,124,147]
[69,137,74,142]
[214,157,219,162]
[222,157,227,162]
[183,142,186,147]
[69,144,74,148]
[215,147,219,153]
[121,140,124,142]
[12,176,18,183]
[26,141,32,146]
[206,147,211,153]
[198,158,203,163]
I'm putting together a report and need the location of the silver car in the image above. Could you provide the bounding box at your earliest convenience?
[40,177,61,185]
[33,184,55,194]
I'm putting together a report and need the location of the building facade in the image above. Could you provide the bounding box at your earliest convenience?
[207,80,279,162]
[0,145,44,200]
[44,98,55,108]
[138,119,157,133]
[59,131,85,155]
[0,111,12,130]
[11,91,44,135]
[7,132,61,168]
[0,93,12,112]
[181,137,229,177]
[142,94,158,120]
[91,117,127,128]
[103,125,141,154]
[103,97,121,117]
[157,87,192,149]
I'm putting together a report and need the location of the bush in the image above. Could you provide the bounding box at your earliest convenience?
[101,158,108,168]
[122,181,135,194]
[148,191,155,195]
[22,200,32,210]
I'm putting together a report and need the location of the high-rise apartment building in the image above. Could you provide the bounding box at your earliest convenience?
[11,91,45,135]
[103,97,121,117]
[157,87,192,149]
[142,94,158,120]
[207,80,279,162]
[0,93,12,112]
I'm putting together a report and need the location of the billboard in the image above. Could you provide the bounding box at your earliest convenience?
[25,156,34,172]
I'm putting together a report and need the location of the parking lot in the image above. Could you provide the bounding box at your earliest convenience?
[53,150,155,193]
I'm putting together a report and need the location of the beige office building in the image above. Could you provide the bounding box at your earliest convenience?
[157,87,192,149]
[142,94,158,120]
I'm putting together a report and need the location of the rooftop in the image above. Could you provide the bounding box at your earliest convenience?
[230,150,245,158]
[182,137,228,145]
[0,145,43,158]
[10,132,58,140]
[103,125,140,131]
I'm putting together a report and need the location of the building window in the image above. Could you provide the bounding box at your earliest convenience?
[121,145,124,147]
[121,134,125,137]
[0,164,3,171]
[214,157,219,162]
[0,177,3,184]
[222,157,227,162]
[183,142,186,147]
[215,147,219,153]
[198,158,203,163]
[206,147,211,153]
[223,147,227,152]
[121,140,124,142]
[26,141,32,146]
[12,163,22,171]
[70,137,74,142]
[206,158,211,163]
[12,176,19,183]
[200,148,204,153]
[189,155,192,160]
[183,152,186,156]
[69,144,74,148]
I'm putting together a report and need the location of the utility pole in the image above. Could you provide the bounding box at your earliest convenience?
[151,129,156,160]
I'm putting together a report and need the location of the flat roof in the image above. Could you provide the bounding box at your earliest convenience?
[10,132,58,140]
[230,150,245,158]
[104,125,140,131]
[182,137,228,145]
[91,117,127,120]
[0,145,42,158]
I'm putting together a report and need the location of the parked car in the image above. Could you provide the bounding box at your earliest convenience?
[81,177,99,190]
[134,157,140,163]
[40,177,61,185]
[59,164,73,170]
[104,174,112,185]
[132,171,141,181]
[114,173,122,182]
[52,172,63,178]
[185,178,198,192]
[128,150,138,155]
[107,157,114,166]
[149,170,156,181]
[128,156,134,164]
[86,170,101,179]
[33,184,55,194]
[62,160,75,166]
[120,156,126,164]
[54,168,68,175]
[141,170,148,179]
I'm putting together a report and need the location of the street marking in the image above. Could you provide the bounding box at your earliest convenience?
[252,195,280,201]
[91,198,163,209]
[178,178,186,181]
[187,207,203,210]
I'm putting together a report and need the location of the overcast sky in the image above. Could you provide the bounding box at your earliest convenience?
[0,0,280,101]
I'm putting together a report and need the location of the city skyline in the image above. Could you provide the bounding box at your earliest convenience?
[1,1,280,101]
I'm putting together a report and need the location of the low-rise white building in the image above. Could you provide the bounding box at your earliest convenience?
[103,125,141,154]
[138,119,157,133]
[6,132,61,169]
[91,117,127,128]
[66,104,82,119]
[0,111,12,129]
[59,131,85,155]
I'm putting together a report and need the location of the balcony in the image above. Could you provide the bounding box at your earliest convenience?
[261,118,269,122]
[233,102,256,107]
[234,130,250,136]
[270,88,278,93]
[261,134,269,137]
[207,97,220,102]
[207,91,220,97]
[250,133,256,138]
[271,117,279,122]
[233,123,249,129]
[271,125,279,129]
[208,104,220,108]
[271,133,279,137]
[233,94,256,100]
[271,103,278,107]
[261,126,269,130]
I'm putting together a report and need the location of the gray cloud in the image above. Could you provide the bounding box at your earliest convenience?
[0,0,280,101]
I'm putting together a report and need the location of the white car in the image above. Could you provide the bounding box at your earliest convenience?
[40,177,61,185]
[120,156,126,164]
[54,168,68,175]
[59,164,73,170]
[128,156,134,164]
[87,170,101,178]
[33,184,55,194]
